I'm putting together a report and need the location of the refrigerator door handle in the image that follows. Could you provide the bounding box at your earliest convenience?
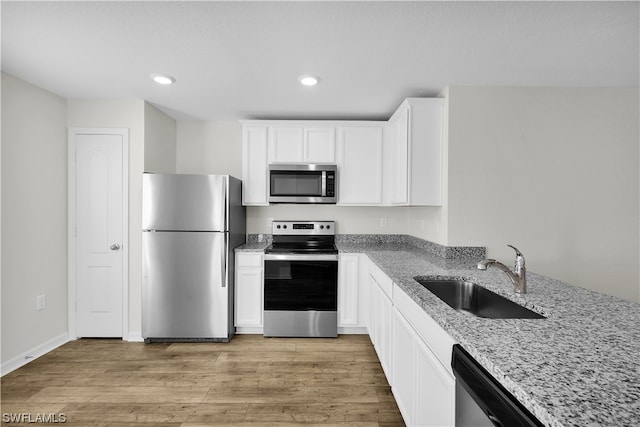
[221,233,228,287]
[221,175,228,231]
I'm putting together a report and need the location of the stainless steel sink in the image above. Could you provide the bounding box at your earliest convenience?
[414,278,545,319]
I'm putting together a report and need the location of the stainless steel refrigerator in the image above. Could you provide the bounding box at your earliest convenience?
[142,173,245,342]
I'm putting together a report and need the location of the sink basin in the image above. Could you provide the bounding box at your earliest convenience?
[415,278,545,319]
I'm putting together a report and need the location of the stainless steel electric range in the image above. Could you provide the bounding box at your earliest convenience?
[263,220,338,338]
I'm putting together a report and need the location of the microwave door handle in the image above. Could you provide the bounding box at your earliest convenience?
[321,171,327,197]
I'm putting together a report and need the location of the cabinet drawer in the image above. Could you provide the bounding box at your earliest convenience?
[369,261,393,299]
[394,287,455,375]
[236,253,263,268]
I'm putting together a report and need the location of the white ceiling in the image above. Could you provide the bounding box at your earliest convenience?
[2,1,638,121]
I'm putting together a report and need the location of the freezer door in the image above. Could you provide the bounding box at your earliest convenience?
[142,231,229,339]
[142,173,227,231]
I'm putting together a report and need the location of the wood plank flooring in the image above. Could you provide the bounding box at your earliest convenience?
[1,335,404,426]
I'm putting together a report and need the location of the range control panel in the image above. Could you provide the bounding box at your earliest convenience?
[271,220,335,236]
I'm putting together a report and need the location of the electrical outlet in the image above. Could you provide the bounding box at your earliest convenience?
[379,217,388,228]
[36,294,46,311]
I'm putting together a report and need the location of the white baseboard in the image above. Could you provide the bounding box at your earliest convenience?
[236,326,368,335]
[1,333,70,377]
[338,326,369,335]
[125,331,144,342]
[235,326,263,334]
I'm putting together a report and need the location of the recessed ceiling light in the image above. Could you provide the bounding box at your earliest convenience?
[298,74,320,86]
[150,73,176,85]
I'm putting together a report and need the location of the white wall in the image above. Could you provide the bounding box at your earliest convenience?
[67,99,146,338]
[445,87,639,301]
[247,205,410,235]
[1,73,69,364]
[177,121,242,177]
[144,102,177,173]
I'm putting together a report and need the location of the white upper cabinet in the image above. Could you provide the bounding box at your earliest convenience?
[240,98,444,206]
[242,125,269,206]
[269,127,304,163]
[390,104,410,205]
[388,98,444,206]
[336,125,385,205]
[268,125,336,164]
[303,128,336,163]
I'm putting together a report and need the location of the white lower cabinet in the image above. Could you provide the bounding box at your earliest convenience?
[374,281,394,383]
[364,255,455,427]
[338,253,368,331]
[393,307,455,426]
[234,252,263,333]
[414,333,455,426]
[368,264,394,384]
[393,285,456,427]
[392,307,415,421]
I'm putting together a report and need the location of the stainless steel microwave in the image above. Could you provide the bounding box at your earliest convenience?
[268,164,337,204]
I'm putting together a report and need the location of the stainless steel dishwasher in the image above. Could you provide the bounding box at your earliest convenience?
[451,345,544,427]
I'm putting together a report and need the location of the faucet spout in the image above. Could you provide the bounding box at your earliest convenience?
[477,245,527,294]
[477,259,495,270]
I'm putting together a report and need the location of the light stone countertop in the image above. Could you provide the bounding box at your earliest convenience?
[236,236,640,426]
[340,242,640,427]
[235,241,270,252]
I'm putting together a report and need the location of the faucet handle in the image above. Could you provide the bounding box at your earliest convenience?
[507,244,523,257]
[507,245,525,274]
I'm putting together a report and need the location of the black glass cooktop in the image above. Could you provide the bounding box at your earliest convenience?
[264,242,338,255]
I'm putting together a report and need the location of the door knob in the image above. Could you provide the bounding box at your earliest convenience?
[109,243,121,251]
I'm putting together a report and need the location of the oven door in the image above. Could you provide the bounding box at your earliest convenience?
[263,254,338,337]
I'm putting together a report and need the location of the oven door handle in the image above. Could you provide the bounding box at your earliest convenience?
[264,254,339,262]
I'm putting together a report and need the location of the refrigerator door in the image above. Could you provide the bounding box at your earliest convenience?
[142,231,229,339]
[142,173,227,232]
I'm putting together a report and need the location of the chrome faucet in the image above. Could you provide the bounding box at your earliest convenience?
[477,245,527,294]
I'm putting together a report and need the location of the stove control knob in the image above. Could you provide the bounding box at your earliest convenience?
[326,225,331,229]
[320,225,324,229]
[283,225,287,229]
[276,225,281,229]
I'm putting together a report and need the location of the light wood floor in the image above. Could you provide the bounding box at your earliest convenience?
[1,334,404,426]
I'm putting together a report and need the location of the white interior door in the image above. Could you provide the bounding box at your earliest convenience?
[70,129,128,338]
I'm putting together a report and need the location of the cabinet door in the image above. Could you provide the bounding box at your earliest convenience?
[414,335,455,427]
[372,280,393,384]
[269,127,304,163]
[338,254,360,327]
[337,126,384,205]
[390,105,409,205]
[393,305,455,427]
[234,253,263,329]
[304,128,336,163]
[367,272,377,342]
[242,126,268,205]
[406,99,444,206]
[393,308,416,425]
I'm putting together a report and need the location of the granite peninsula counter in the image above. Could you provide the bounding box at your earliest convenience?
[237,235,640,426]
